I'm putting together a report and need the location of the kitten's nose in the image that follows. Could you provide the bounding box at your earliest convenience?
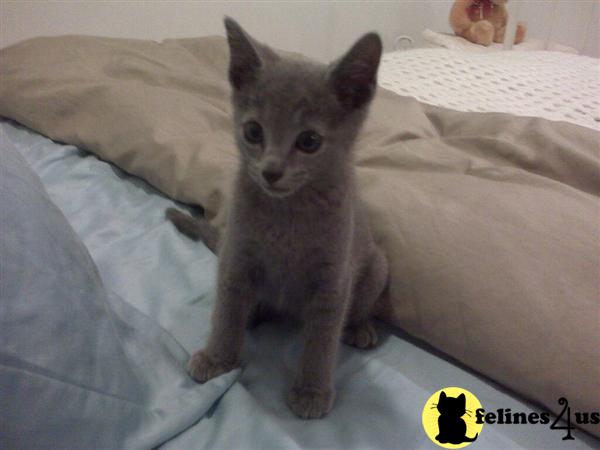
[262,168,283,184]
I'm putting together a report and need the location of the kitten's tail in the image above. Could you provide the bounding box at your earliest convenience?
[165,207,220,254]
[464,433,478,442]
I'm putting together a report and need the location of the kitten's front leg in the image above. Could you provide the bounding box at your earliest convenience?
[287,277,350,419]
[188,251,256,383]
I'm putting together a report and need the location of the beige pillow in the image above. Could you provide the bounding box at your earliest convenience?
[1,35,598,436]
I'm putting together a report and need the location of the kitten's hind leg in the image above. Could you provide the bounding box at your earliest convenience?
[344,248,388,350]
[343,320,378,349]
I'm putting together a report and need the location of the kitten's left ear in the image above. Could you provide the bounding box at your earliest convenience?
[224,17,262,91]
[329,33,382,110]
[458,393,466,406]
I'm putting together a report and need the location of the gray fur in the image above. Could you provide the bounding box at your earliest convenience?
[165,208,219,253]
[175,17,389,419]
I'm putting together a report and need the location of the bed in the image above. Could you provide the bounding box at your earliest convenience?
[1,36,599,449]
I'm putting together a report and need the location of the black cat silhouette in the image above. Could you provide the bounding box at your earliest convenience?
[435,391,478,444]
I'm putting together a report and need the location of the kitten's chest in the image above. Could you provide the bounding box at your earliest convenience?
[254,210,325,269]
[234,185,353,310]
[249,208,342,304]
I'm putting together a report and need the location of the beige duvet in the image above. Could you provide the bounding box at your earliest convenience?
[1,36,598,436]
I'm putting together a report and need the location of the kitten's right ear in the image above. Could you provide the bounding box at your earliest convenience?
[329,33,382,110]
[439,391,447,401]
[224,17,261,91]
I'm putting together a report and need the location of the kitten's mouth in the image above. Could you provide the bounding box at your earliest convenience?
[263,184,294,197]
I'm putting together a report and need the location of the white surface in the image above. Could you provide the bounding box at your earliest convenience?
[422,29,578,55]
[503,0,520,51]
[1,1,598,59]
[378,48,600,130]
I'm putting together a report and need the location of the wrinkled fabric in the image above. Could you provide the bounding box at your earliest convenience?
[0,127,238,450]
[3,121,599,449]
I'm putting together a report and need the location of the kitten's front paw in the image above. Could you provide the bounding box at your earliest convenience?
[187,350,237,384]
[286,386,334,419]
[343,321,378,349]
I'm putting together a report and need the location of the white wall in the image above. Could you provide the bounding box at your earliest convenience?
[1,1,598,59]
[1,1,398,61]
[517,0,599,57]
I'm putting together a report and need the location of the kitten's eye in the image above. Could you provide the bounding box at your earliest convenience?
[295,130,322,153]
[243,121,264,145]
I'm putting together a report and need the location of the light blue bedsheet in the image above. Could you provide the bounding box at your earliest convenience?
[3,120,598,450]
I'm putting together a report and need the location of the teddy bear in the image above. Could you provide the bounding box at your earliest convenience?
[450,0,526,46]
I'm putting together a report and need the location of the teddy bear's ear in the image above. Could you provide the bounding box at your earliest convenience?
[328,33,382,110]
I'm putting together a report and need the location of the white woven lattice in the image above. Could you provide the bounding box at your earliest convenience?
[378,49,600,131]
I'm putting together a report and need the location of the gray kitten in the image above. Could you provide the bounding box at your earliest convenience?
[167,17,388,419]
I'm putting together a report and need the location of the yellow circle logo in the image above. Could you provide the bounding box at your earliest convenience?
[422,387,484,448]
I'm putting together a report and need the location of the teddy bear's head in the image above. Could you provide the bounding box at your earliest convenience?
[451,0,525,46]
